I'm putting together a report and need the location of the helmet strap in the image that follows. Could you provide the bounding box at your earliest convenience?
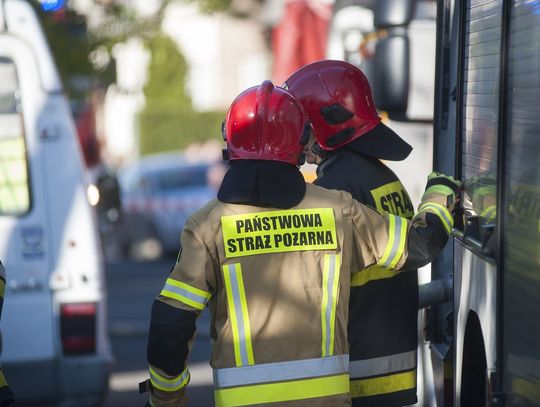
[222,149,230,162]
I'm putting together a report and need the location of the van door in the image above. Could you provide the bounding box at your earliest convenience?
[0,34,56,362]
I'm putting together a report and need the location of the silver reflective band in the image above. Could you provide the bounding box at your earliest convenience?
[214,354,349,389]
[379,215,406,269]
[349,350,417,379]
[420,203,453,233]
[322,254,339,356]
[226,263,251,366]
[162,282,208,308]
[150,368,189,391]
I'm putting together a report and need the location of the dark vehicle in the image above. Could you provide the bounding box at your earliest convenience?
[116,153,216,259]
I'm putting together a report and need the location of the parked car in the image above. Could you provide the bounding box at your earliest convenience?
[116,153,218,259]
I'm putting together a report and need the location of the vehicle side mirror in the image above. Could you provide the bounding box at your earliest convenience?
[373,28,410,118]
[374,0,415,28]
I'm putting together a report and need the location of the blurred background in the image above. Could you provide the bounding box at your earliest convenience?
[0,0,436,405]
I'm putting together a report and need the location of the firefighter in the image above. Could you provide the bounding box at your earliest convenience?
[0,261,15,406]
[140,80,460,406]
[284,59,421,406]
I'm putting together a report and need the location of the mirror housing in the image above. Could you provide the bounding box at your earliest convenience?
[374,0,415,28]
[373,27,410,118]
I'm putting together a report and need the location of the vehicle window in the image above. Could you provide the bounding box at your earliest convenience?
[0,57,30,216]
[459,0,502,249]
[157,166,208,191]
[502,2,540,400]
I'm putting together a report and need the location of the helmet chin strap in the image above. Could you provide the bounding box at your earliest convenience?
[311,143,328,159]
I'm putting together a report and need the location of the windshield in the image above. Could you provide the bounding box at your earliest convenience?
[0,57,30,216]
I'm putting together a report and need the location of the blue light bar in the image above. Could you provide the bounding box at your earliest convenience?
[40,0,65,12]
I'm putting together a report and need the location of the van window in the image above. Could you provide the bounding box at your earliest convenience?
[0,57,30,216]
[459,0,502,248]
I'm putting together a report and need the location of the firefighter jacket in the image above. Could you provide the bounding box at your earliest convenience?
[316,149,419,406]
[0,262,15,406]
[145,182,454,407]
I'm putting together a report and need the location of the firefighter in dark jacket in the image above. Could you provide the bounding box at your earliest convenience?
[285,60,423,406]
[0,261,15,406]
[141,80,460,406]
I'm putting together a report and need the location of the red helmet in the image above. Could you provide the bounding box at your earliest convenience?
[224,80,308,165]
[284,60,381,151]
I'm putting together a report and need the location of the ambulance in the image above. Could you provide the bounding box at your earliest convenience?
[0,0,111,405]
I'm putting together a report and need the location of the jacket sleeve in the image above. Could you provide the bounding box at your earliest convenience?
[145,218,215,407]
[348,183,455,272]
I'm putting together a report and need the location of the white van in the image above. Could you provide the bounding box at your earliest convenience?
[0,1,111,405]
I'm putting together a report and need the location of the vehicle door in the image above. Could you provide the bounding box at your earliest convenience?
[0,31,56,361]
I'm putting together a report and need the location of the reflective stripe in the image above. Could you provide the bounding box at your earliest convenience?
[223,263,254,367]
[350,264,398,287]
[349,350,417,379]
[378,215,407,269]
[0,370,6,388]
[321,254,340,357]
[480,205,496,221]
[160,278,211,310]
[149,366,190,392]
[0,279,4,299]
[419,202,453,234]
[350,369,416,397]
[215,373,349,406]
[214,354,349,388]
[424,185,454,197]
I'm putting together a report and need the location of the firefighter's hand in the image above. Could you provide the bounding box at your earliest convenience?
[424,171,462,210]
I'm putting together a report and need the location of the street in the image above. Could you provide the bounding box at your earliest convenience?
[102,255,214,407]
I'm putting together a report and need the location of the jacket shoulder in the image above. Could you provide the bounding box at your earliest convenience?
[305,183,355,207]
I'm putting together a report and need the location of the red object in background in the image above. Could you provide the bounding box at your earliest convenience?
[76,103,101,169]
[271,0,333,85]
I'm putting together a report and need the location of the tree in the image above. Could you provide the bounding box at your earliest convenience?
[138,34,225,154]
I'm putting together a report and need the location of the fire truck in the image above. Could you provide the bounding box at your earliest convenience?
[365,0,540,405]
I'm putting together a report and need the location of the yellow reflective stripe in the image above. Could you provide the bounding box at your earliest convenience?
[223,263,254,367]
[0,279,4,299]
[221,208,337,258]
[377,215,407,269]
[424,184,454,197]
[0,370,7,388]
[419,202,453,234]
[350,265,396,287]
[149,366,190,392]
[480,205,496,221]
[215,373,349,406]
[350,369,416,397]
[160,278,211,310]
[321,254,341,357]
[511,376,540,404]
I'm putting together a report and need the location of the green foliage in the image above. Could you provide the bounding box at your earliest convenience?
[139,110,225,155]
[34,6,95,99]
[194,0,233,13]
[143,34,191,107]
[139,34,225,154]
